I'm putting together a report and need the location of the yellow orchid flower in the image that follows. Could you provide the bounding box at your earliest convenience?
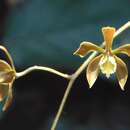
[0,46,16,111]
[74,27,130,90]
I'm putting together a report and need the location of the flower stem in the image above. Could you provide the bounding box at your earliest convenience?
[16,65,71,79]
[50,21,130,130]
[50,51,99,130]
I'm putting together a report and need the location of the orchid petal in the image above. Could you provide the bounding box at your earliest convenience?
[0,71,15,83]
[87,54,103,88]
[115,56,128,90]
[0,59,12,71]
[112,44,130,57]
[2,87,13,111]
[0,60,15,83]
[73,41,104,57]
[102,27,115,51]
[0,83,9,102]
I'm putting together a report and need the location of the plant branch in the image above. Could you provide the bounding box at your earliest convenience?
[16,65,71,79]
[50,21,130,130]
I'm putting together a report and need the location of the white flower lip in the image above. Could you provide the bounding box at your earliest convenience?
[99,55,117,78]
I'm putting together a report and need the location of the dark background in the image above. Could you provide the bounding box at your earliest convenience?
[1,0,130,130]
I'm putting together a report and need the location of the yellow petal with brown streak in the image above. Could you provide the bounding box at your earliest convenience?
[102,27,115,51]
[115,56,128,90]
[0,83,9,102]
[0,59,12,71]
[87,54,103,88]
[2,87,13,111]
[112,44,130,57]
[0,60,15,83]
[73,41,104,57]
[0,71,15,83]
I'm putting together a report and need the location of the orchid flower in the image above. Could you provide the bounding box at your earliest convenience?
[0,46,16,111]
[74,27,130,90]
